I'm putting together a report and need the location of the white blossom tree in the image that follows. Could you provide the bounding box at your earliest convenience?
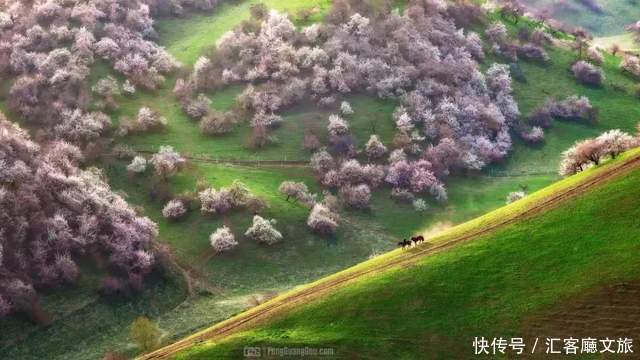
[244,215,283,245]
[210,226,238,253]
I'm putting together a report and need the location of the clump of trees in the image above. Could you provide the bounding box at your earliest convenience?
[0,115,158,320]
[182,5,532,209]
[1,0,181,143]
[559,129,637,176]
[199,111,236,136]
[199,181,262,216]
[486,21,549,63]
[527,95,597,131]
[196,5,520,176]
[547,95,596,123]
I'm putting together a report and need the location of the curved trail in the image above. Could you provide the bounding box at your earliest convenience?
[141,154,640,360]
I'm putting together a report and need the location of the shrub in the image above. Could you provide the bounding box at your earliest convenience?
[129,317,162,353]
[136,107,167,132]
[279,181,315,205]
[310,149,335,173]
[549,95,596,123]
[531,29,552,46]
[244,215,283,245]
[327,114,349,136]
[246,196,268,214]
[527,104,553,128]
[200,111,234,135]
[364,134,388,159]
[571,61,604,86]
[516,44,548,62]
[307,203,339,235]
[150,146,186,180]
[339,184,371,209]
[486,22,507,45]
[412,198,429,212]
[621,55,640,78]
[210,227,237,253]
[127,156,147,174]
[123,80,136,96]
[520,126,544,144]
[183,94,211,120]
[199,188,233,215]
[586,47,603,65]
[506,191,525,204]
[162,200,187,220]
[340,101,354,115]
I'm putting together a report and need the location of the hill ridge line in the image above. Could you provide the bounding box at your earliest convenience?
[140,152,640,360]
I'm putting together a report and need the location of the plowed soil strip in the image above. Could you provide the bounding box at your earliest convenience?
[141,154,640,359]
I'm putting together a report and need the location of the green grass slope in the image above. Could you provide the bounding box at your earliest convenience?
[173,149,640,359]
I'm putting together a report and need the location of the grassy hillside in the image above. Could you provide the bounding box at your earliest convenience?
[519,0,640,36]
[594,32,639,52]
[5,3,640,359]
[171,149,640,359]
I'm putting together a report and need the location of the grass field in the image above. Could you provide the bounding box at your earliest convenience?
[4,3,640,359]
[174,150,640,359]
[595,32,640,53]
[518,0,640,36]
[156,0,332,66]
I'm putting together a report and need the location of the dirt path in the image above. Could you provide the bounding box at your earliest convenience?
[140,154,640,360]
[134,150,310,168]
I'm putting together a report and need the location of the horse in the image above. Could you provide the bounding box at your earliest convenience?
[411,235,425,245]
[397,239,412,249]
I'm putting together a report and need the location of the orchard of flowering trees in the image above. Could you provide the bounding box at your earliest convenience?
[559,129,638,176]
[0,0,185,144]
[190,2,524,208]
[0,115,158,321]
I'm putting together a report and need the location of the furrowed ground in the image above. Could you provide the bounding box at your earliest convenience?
[3,1,640,359]
[167,148,640,360]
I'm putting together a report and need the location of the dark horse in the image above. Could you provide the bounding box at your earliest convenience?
[411,235,425,245]
[397,239,412,249]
